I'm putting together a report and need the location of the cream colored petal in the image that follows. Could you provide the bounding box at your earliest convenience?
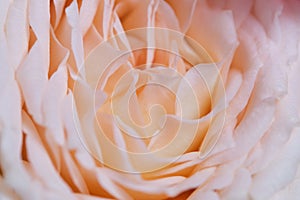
[0,73,30,198]
[83,25,103,57]
[96,112,137,172]
[100,168,183,199]
[0,12,34,198]
[220,168,252,200]
[168,41,187,75]
[5,0,29,70]
[272,165,300,200]
[208,0,253,29]
[0,177,20,200]
[153,0,180,30]
[82,41,127,88]
[79,0,100,36]
[111,11,132,53]
[186,0,239,62]
[0,0,10,33]
[49,27,70,76]
[253,0,283,41]
[96,169,134,200]
[142,152,199,178]
[66,1,85,74]
[63,92,98,170]
[22,111,73,195]
[203,98,276,168]
[92,0,105,37]
[189,191,220,200]
[16,42,48,124]
[105,168,215,200]
[250,128,300,200]
[42,56,68,145]
[176,63,220,119]
[166,168,215,198]
[16,0,50,124]
[61,148,89,194]
[29,0,50,44]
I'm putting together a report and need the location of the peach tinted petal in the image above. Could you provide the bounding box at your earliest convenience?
[165,0,197,33]
[52,0,67,29]
[22,111,72,195]
[176,63,219,119]
[1,0,299,199]
[115,0,149,30]
[61,148,89,194]
[186,0,238,62]
[42,59,68,145]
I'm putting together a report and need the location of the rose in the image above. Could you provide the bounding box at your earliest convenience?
[72,26,227,175]
[0,0,300,200]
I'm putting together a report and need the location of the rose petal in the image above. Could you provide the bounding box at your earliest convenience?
[250,127,300,199]
[186,0,238,62]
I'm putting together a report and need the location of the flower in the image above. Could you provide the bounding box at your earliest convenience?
[0,0,300,199]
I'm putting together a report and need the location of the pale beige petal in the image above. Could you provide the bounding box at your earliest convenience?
[61,148,89,194]
[5,0,29,70]
[186,0,239,62]
[66,0,85,73]
[22,111,72,195]
[16,0,50,124]
[220,168,252,199]
[42,58,68,145]
[188,190,219,200]
[79,0,101,36]
[250,128,300,200]
[0,177,20,200]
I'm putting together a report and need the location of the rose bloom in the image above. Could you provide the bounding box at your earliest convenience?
[1,0,300,199]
